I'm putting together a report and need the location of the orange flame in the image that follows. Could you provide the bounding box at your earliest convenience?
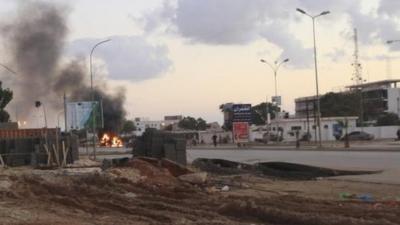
[100,133,123,147]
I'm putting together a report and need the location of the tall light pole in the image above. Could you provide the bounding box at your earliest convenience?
[385,40,400,78]
[260,58,289,139]
[90,39,111,160]
[386,40,400,72]
[296,8,330,148]
[260,58,289,97]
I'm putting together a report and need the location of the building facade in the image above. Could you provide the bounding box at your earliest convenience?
[347,79,400,122]
[294,96,318,118]
[132,115,184,136]
[295,79,400,124]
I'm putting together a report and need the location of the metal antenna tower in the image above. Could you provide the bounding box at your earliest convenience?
[352,28,363,85]
[352,28,365,126]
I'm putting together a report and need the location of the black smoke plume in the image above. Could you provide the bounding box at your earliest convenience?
[1,1,126,132]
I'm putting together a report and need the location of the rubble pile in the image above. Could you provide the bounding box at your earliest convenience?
[102,157,203,187]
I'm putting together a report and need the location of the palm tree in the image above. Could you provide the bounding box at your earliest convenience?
[219,103,234,131]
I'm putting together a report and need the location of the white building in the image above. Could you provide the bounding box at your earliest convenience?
[133,118,164,136]
[133,115,183,136]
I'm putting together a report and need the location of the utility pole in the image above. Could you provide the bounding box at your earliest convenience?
[64,92,67,132]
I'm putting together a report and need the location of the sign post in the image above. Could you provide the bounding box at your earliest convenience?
[232,104,252,145]
[65,101,102,131]
[233,122,250,144]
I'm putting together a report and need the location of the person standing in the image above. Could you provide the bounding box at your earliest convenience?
[212,134,218,147]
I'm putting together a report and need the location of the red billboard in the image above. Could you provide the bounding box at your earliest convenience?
[233,122,249,143]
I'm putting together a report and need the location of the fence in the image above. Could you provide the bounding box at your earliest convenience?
[0,128,79,167]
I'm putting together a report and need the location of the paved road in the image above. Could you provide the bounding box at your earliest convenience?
[89,147,400,170]
[86,147,400,184]
[187,148,400,170]
[187,148,400,185]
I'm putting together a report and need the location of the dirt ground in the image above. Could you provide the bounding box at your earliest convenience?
[0,159,399,225]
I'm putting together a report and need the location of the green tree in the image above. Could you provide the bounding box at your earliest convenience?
[251,102,280,125]
[178,116,198,130]
[164,124,173,131]
[178,116,208,130]
[376,113,400,126]
[0,82,13,122]
[320,91,361,117]
[219,103,234,131]
[121,120,136,134]
[196,118,207,130]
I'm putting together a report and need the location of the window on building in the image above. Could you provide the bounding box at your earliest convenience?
[291,126,301,131]
[382,89,388,98]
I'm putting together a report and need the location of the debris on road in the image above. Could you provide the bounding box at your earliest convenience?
[221,185,230,192]
[178,172,207,185]
[193,158,379,180]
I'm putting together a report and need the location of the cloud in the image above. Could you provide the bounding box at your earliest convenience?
[172,0,266,45]
[378,0,400,17]
[259,21,314,68]
[67,35,172,81]
[325,48,346,62]
[140,0,400,64]
[141,0,316,67]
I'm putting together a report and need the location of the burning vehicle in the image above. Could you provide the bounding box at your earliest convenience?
[100,132,123,147]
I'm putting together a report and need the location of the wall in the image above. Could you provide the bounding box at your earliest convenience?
[268,117,358,142]
[250,130,265,142]
[0,122,18,130]
[198,131,232,144]
[353,126,400,139]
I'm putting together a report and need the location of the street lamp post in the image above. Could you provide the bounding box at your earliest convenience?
[90,39,111,160]
[260,58,289,139]
[260,58,289,97]
[296,8,330,148]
